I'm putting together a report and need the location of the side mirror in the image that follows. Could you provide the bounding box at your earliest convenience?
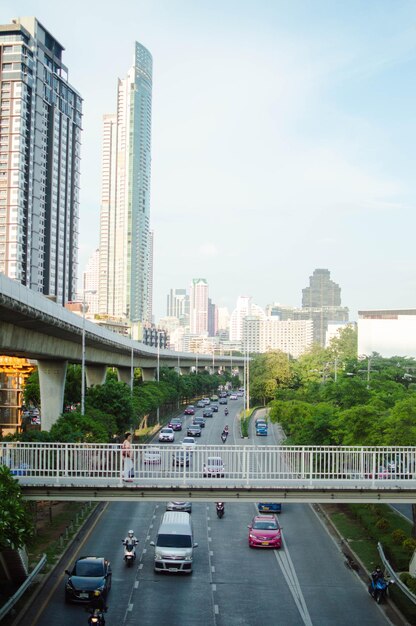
[193,543,199,548]
[149,541,155,547]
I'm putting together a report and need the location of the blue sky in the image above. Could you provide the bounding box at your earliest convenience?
[4,0,416,320]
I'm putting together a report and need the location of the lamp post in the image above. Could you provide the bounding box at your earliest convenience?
[156,331,160,424]
[123,313,134,394]
[81,289,96,416]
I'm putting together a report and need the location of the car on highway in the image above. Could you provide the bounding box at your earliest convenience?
[193,416,206,428]
[143,447,162,464]
[202,397,210,405]
[168,417,183,431]
[172,450,191,467]
[203,456,225,478]
[258,503,282,514]
[166,501,192,513]
[219,397,228,405]
[256,421,268,436]
[159,427,175,442]
[203,408,213,418]
[196,400,205,408]
[248,514,282,549]
[211,404,218,412]
[184,405,195,415]
[210,395,219,402]
[65,556,112,603]
[187,424,202,437]
[182,436,197,449]
[230,393,238,400]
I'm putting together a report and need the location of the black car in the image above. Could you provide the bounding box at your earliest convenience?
[193,416,206,428]
[203,408,213,418]
[187,424,202,437]
[212,404,219,412]
[65,556,112,603]
[219,398,228,405]
[172,450,191,466]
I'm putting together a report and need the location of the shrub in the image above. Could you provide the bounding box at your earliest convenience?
[402,538,416,555]
[392,529,407,545]
[400,572,416,594]
[375,518,389,531]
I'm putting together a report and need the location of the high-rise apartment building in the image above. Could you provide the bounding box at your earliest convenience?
[243,316,313,358]
[99,42,152,324]
[167,288,189,325]
[0,17,82,304]
[189,278,208,335]
[82,248,99,316]
[229,296,265,341]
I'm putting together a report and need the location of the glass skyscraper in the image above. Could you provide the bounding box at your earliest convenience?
[99,42,153,324]
[0,17,82,304]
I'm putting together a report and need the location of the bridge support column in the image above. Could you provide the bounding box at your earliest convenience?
[179,366,191,375]
[37,359,68,431]
[141,367,156,381]
[117,367,133,385]
[86,365,107,387]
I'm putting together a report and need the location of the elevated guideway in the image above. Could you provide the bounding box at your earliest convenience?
[3,442,416,503]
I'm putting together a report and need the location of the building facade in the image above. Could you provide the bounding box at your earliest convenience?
[243,316,313,358]
[189,278,208,335]
[358,310,416,358]
[0,17,82,304]
[167,288,189,326]
[99,42,153,324]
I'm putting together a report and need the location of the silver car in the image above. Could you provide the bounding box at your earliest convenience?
[166,501,192,513]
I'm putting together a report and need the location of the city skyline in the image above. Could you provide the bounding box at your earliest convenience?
[3,1,416,322]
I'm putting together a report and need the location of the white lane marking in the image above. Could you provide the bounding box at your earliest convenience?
[146,535,150,541]
[212,583,217,591]
[208,536,212,542]
[211,566,215,573]
[127,603,133,612]
[142,548,146,554]
[210,550,214,556]
[214,605,219,614]
[134,581,139,588]
[274,538,313,626]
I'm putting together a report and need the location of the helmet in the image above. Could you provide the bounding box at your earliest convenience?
[376,566,381,572]
[128,530,134,537]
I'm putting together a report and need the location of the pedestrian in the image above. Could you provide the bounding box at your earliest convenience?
[122,432,134,481]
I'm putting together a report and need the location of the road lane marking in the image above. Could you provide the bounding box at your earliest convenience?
[274,538,313,626]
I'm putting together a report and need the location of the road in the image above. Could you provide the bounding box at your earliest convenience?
[29,397,393,626]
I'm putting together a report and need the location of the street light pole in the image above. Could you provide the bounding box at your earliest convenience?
[81,289,96,416]
[156,332,160,424]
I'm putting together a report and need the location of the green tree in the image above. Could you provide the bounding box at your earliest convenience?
[383,396,416,445]
[250,352,293,405]
[49,410,114,442]
[86,379,134,433]
[0,466,33,550]
[327,325,358,361]
[23,370,40,407]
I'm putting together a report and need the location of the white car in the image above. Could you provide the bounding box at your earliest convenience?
[203,456,225,478]
[158,427,175,443]
[182,436,197,450]
[230,394,238,400]
[143,447,162,464]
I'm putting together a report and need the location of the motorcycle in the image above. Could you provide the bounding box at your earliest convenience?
[368,577,394,603]
[225,408,229,416]
[123,539,137,567]
[221,432,228,443]
[87,608,106,625]
[216,502,225,518]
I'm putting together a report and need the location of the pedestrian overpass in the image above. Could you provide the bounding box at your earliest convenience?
[3,443,416,503]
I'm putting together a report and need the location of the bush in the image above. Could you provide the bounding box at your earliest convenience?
[402,539,416,555]
[375,518,389,531]
[392,529,407,545]
[400,572,416,594]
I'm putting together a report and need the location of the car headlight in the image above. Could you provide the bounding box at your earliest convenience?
[184,555,192,561]
[155,552,163,560]
[249,534,257,540]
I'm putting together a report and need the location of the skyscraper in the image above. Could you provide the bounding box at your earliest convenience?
[99,42,152,324]
[0,17,82,304]
[190,278,208,335]
[167,288,189,325]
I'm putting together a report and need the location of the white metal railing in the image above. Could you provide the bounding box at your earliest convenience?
[2,443,416,488]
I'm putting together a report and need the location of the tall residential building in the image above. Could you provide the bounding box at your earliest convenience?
[189,278,208,335]
[208,298,217,337]
[82,248,99,316]
[0,17,82,304]
[167,288,189,326]
[243,316,313,358]
[99,42,152,324]
[229,296,265,341]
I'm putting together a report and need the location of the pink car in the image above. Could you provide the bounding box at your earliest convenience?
[248,514,282,549]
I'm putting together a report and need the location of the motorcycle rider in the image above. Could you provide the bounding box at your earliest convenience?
[123,529,138,558]
[224,408,229,416]
[216,502,225,517]
[371,566,384,583]
[87,590,107,624]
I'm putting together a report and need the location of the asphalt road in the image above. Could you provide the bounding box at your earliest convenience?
[29,398,393,626]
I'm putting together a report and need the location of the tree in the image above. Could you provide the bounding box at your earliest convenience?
[23,370,40,407]
[49,409,115,442]
[86,379,134,434]
[250,352,293,405]
[327,325,358,361]
[0,466,33,550]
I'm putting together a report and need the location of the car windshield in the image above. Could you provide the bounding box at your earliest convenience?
[156,534,192,548]
[253,521,278,530]
[74,561,104,576]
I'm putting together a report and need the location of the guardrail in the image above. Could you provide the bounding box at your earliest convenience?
[2,443,416,488]
[377,542,416,605]
[0,554,46,621]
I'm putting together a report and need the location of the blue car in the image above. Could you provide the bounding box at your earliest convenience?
[258,503,282,514]
[256,422,268,436]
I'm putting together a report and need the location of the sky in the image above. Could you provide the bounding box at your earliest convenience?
[4,0,416,321]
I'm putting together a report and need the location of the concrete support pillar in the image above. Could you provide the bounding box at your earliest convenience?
[117,367,133,385]
[37,359,68,431]
[179,366,191,375]
[86,365,107,387]
[141,367,156,381]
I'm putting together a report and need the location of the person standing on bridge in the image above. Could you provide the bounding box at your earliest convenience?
[122,432,134,481]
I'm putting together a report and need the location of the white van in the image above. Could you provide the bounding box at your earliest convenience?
[150,511,198,574]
